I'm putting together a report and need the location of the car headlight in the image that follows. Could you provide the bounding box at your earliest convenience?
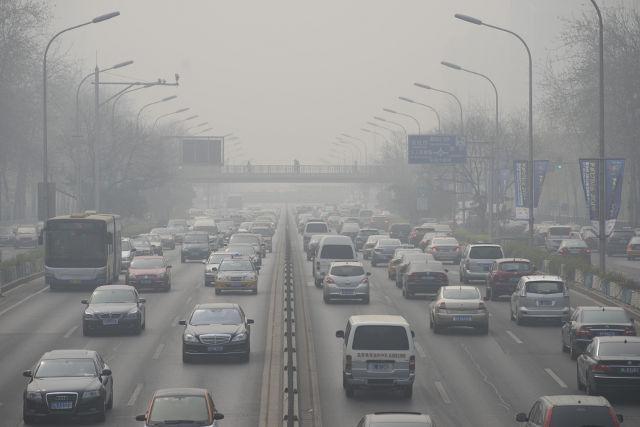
[82,390,101,399]
[183,333,199,343]
[125,308,139,319]
[231,332,247,342]
[84,311,96,319]
[26,391,43,402]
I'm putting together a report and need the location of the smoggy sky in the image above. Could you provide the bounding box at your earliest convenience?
[48,0,635,164]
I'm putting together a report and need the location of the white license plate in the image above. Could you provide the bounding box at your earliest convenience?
[70,279,81,284]
[102,318,118,325]
[208,346,223,352]
[368,362,392,372]
[341,289,355,295]
[51,401,73,410]
[453,315,472,321]
[537,300,553,306]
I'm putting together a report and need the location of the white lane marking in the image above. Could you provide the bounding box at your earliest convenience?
[152,343,165,360]
[544,368,568,388]
[506,330,523,344]
[434,381,452,404]
[63,325,78,338]
[0,287,48,317]
[127,383,144,406]
[112,341,123,352]
[414,341,427,359]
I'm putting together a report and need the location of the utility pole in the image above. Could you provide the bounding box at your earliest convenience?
[94,65,100,212]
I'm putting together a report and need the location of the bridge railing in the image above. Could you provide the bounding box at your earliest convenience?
[218,164,384,176]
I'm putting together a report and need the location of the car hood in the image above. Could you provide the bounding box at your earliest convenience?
[129,268,164,276]
[87,302,137,314]
[29,376,100,393]
[217,271,256,280]
[188,323,244,336]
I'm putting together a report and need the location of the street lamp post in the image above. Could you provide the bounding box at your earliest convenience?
[361,128,390,145]
[442,60,499,241]
[42,11,120,220]
[152,108,190,131]
[455,12,534,246]
[136,95,178,131]
[382,108,421,134]
[398,97,441,132]
[414,83,464,133]
[336,138,361,164]
[373,116,407,139]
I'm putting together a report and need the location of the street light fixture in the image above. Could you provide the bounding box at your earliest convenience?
[455,12,534,246]
[197,127,214,135]
[341,133,368,165]
[398,96,441,132]
[373,116,407,137]
[42,10,120,219]
[382,107,421,134]
[361,127,391,145]
[152,107,190,130]
[414,83,464,132]
[136,95,178,130]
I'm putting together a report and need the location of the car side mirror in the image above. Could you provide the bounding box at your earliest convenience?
[515,413,528,422]
[135,414,147,421]
[247,319,255,324]
[178,320,187,326]
[212,267,218,272]
[101,368,112,376]
[214,413,225,420]
[138,298,146,304]
[22,370,33,378]
[617,414,623,423]
[81,299,88,304]
[335,330,344,338]
[202,260,207,264]
[366,272,371,276]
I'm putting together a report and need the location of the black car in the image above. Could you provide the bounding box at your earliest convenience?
[0,226,15,246]
[577,336,640,396]
[561,306,636,359]
[22,349,113,424]
[180,303,254,362]
[82,285,146,335]
[354,228,380,251]
[389,223,412,244]
[181,231,210,262]
[606,229,634,256]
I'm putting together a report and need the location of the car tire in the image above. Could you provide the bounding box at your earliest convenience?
[323,294,330,304]
[561,338,569,353]
[344,377,354,398]
[433,322,442,334]
[586,376,598,396]
[23,413,36,425]
[49,282,58,292]
[577,366,585,391]
[570,339,579,360]
[106,389,113,410]
[134,322,142,335]
[182,352,193,363]
[516,310,524,325]
[215,288,221,295]
[362,296,370,304]
[315,278,322,288]
[478,323,489,335]
[252,288,258,295]
[402,385,413,399]
[164,283,171,292]
[95,403,106,423]
[82,324,91,336]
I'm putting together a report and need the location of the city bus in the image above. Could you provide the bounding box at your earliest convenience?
[43,212,121,290]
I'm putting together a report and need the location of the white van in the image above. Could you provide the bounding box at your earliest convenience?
[335,315,415,398]
[313,235,356,286]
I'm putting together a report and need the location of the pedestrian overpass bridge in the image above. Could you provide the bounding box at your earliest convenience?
[181,164,392,183]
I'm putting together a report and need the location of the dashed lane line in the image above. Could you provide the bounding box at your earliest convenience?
[127,383,144,406]
[505,330,523,344]
[152,343,165,360]
[63,325,78,338]
[0,287,48,317]
[414,341,427,359]
[544,368,568,388]
[435,381,452,404]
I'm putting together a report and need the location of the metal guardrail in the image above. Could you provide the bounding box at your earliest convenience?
[0,258,44,295]
[282,222,299,426]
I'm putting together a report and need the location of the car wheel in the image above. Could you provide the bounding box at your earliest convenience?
[561,337,568,353]
[23,413,36,425]
[82,324,91,337]
[252,288,258,295]
[315,278,322,288]
[361,296,370,304]
[106,388,113,410]
[134,321,142,335]
[478,323,489,335]
[323,294,330,304]
[344,377,354,398]
[402,385,413,399]
[182,352,193,363]
[433,322,441,334]
[577,366,585,391]
[570,339,579,360]
[164,283,171,292]
[586,376,598,396]
[215,288,221,295]
[510,306,515,321]
[49,282,58,292]
[515,310,524,325]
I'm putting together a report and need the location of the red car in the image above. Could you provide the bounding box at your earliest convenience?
[126,256,172,292]
[485,258,534,301]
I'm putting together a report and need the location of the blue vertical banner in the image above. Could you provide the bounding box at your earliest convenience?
[513,160,549,220]
[579,158,625,237]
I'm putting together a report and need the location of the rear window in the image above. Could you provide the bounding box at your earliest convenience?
[548,227,572,236]
[330,265,365,277]
[549,405,617,427]
[306,223,328,233]
[320,244,354,259]
[525,281,564,294]
[442,288,480,299]
[499,262,531,272]
[432,238,458,246]
[352,325,409,350]
[390,224,411,232]
[598,342,640,357]
[582,310,630,324]
[469,246,503,259]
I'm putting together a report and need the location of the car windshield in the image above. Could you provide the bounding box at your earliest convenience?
[226,245,254,256]
[432,238,458,246]
[130,258,163,269]
[320,244,354,259]
[231,235,259,244]
[219,260,253,271]
[549,405,616,427]
[306,223,328,233]
[358,230,379,236]
[378,239,401,246]
[252,228,271,236]
[184,234,208,243]
[131,239,150,248]
[91,289,136,303]
[443,288,480,299]
[598,341,640,357]
[525,281,564,294]
[148,395,209,424]
[391,224,411,232]
[121,240,132,251]
[500,262,531,272]
[582,310,630,323]
[352,325,409,350]
[563,240,587,248]
[207,254,227,264]
[612,231,633,239]
[35,358,97,378]
[469,246,503,259]
[330,265,365,276]
[190,308,242,325]
[548,226,572,236]
[17,227,36,234]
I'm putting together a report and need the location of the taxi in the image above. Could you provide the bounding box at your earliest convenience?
[214,257,259,294]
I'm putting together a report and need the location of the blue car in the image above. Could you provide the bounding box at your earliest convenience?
[370,238,402,267]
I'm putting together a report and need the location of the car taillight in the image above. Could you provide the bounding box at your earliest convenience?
[437,301,446,311]
[628,244,633,251]
[431,246,439,252]
[455,246,461,252]
[345,355,352,373]
[409,355,415,372]
[543,407,553,427]
[576,327,591,337]
[609,407,621,427]
[325,276,335,284]
[624,326,636,336]
[360,277,369,284]
[559,247,568,255]
[593,363,611,373]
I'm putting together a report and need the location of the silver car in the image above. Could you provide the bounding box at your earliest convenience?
[322,261,370,304]
[510,275,570,325]
[459,244,504,283]
[430,286,489,334]
[426,237,462,264]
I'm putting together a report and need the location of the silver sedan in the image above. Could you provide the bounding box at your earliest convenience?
[322,261,370,304]
[429,286,489,334]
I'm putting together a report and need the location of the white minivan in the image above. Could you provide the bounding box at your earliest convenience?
[313,235,356,287]
[335,315,416,398]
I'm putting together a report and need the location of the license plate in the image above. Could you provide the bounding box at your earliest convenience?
[141,280,152,285]
[51,401,73,410]
[341,289,355,295]
[538,300,553,306]
[453,315,472,321]
[598,331,617,336]
[70,279,81,284]
[102,318,118,325]
[620,367,640,375]
[367,362,391,372]
[208,346,223,352]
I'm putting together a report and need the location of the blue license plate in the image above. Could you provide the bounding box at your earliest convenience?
[453,315,472,321]
[208,346,223,352]
[51,401,73,410]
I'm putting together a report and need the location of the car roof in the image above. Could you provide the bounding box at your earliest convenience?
[593,336,640,344]
[579,306,625,312]
[540,395,612,407]
[368,412,432,423]
[349,314,409,327]
[495,258,530,263]
[153,387,208,397]
[194,302,239,310]
[131,256,163,260]
[468,243,502,248]
[442,285,478,292]
[319,235,353,244]
[42,349,97,360]
[94,284,137,291]
[522,275,563,282]
[330,261,364,267]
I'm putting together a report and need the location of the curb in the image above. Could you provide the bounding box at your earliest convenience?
[0,271,44,295]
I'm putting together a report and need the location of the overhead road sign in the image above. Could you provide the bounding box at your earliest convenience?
[408,134,466,164]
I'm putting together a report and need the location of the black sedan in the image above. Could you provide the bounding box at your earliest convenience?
[82,285,146,335]
[180,303,254,363]
[577,336,640,395]
[22,349,113,424]
[561,306,636,359]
